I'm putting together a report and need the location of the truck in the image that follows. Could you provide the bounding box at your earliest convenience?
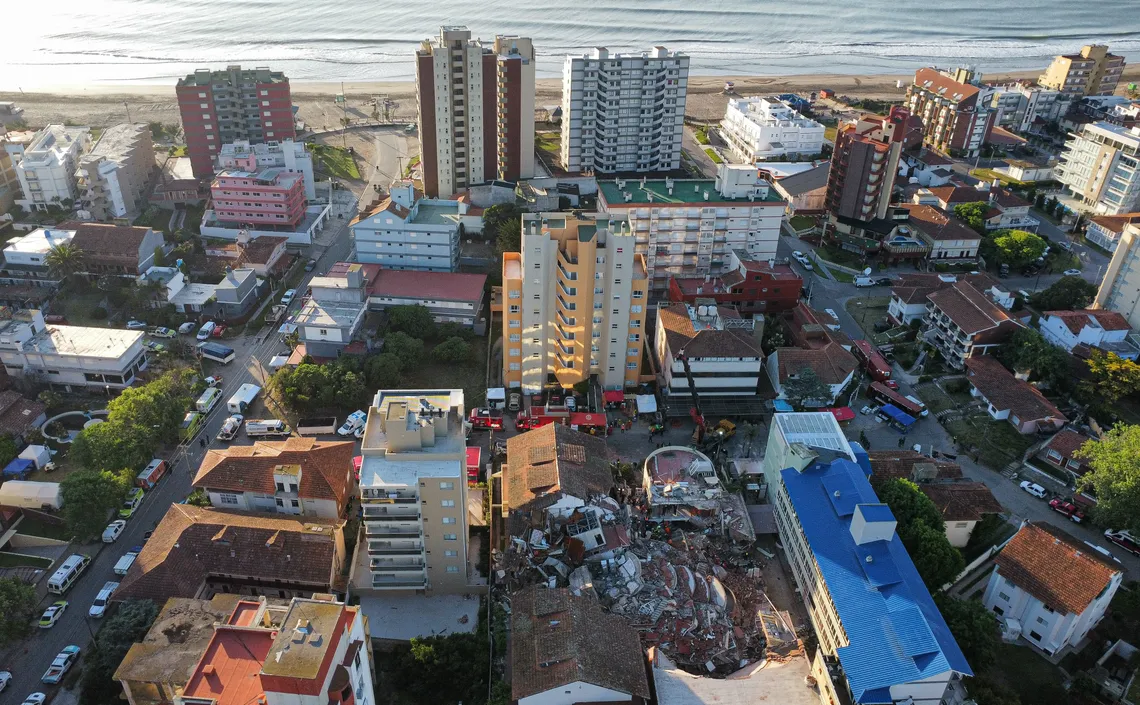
[265,304,288,324]
[245,419,291,438]
[515,410,564,431]
[196,387,222,414]
[851,339,892,382]
[216,415,243,441]
[468,408,504,431]
[297,417,338,435]
[867,381,925,419]
[227,384,261,414]
[113,551,138,576]
[135,459,168,490]
[1105,529,1140,556]
[179,411,204,440]
[198,341,236,364]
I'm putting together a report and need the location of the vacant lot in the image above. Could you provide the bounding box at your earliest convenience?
[943,412,1035,470]
[845,296,891,338]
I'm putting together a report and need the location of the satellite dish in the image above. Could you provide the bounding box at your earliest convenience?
[863,267,872,275]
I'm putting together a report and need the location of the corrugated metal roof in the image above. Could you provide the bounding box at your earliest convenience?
[780,458,972,703]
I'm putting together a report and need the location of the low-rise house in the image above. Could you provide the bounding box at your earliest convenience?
[205,235,290,277]
[367,268,487,328]
[1000,159,1054,183]
[983,187,1039,232]
[350,180,467,272]
[766,343,857,406]
[770,163,829,215]
[719,97,825,163]
[213,267,260,318]
[965,356,1067,433]
[0,390,47,442]
[1,227,75,288]
[0,309,147,389]
[511,585,650,705]
[902,150,955,187]
[137,266,216,314]
[888,272,1002,325]
[192,438,356,519]
[1039,428,1095,478]
[71,223,165,276]
[901,204,981,261]
[113,504,346,603]
[1085,213,1140,252]
[655,302,762,399]
[983,521,1123,655]
[666,249,802,316]
[293,262,378,358]
[925,280,1021,368]
[1039,308,1138,358]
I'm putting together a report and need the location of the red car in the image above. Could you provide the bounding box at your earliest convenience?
[1049,498,1085,523]
[884,380,900,391]
[211,324,228,337]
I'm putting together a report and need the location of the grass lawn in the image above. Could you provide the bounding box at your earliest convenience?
[914,385,956,414]
[535,131,561,165]
[0,552,54,568]
[943,412,1035,470]
[815,243,864,269]
[982,644,1067,705]
[59,291,110,326]
[309,144,361,180]
[971,167,1023,187]
[789,215,817,231]
[403,154,421,178]
[845,296,891,337]
[15,515,73,541]
[694,127,710,145]
[134,206,172,236]
[402,342,488,409]
[831,270,854,283]
[704,148,723,164]
[824,126,837,142]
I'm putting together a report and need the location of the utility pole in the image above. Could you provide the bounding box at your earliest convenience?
[340,82,348,149]
[124,101,132,124]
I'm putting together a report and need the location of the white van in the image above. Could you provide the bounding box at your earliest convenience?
[114,552,139,576]
[196,321,217,340]
[854,277,876,288]
[196,387,222,414]
[47,554,91,594]
[89,581,120,618]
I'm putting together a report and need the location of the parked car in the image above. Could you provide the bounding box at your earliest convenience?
[204,375,222,387]
[875,277,893,286]
[102,519,126,543]
[143,340,166,352]
[41,646,80,684]
[196,321,217,340]
[1019,480,1047,498]
[884,380,900,391]
[1105,529,1140,556]
[281,289,297,305]
[178,321,197,335]
[791,251,814,271]
[998,263,1010,278]
[565,396,578,411]
[1049,498,1085,523]
[125,320,147,330]
[0,671,10,693]
[1058,241,1073,252]
[853,277,875,288]
[1063,269,1082,277]
[150,327,176,338]
[337,410,367,436]
[120,487,144,518]
[304,259,317,272]
[38,601,68,629]
[21,693,45,705]
[507,392,522,412]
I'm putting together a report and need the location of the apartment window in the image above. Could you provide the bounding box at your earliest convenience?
[631,305,642,314]
[198,92,207,98]
[626,362,638,370]
[265,121,273,127]
[262,100,270,106]
[509,362,520,371]
[615,279,622,285]
[509,305,520,313]
[628,348,638,357]
[1029,630,1042,642]
[446,566,460,573]
[440,482,455,490]
[444,533,458,541]
[533,294,541,299]
[1036,616,1047,625]
[445,550,458,557]
[276,498,285,507]
[954,522,968,528]
[441,499,456,508]
[509,334,520,342]
[218,493,239,505]
[609,366,616,372]
[442,517,456,524]
[509,348,520,357]
[610,352,617,358]
[261,89,268,96]
[199,103,208,109]
[535,263,541,269]
[202,113,211,120]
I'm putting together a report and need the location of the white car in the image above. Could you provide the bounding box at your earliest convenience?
[0,671,11,693]
[178,321,197,335]
[21,694,45,705]
[196,321,217,340]
[39,601,67,629]
[125,320,147,330]
[1019,480,1047,498]
[41,646,80,684]
[337,410,367,436]
[281,289,297,305]
[1062,269,1082,277]
[102,519,126,543]
[791,251,814,271]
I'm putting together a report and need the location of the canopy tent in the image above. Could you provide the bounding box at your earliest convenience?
[635,394,657,413]
[2,458,34,479]
[825,407,856,423]
[268,354,291,369]
[879,404,916,428]
[603,391,625,404]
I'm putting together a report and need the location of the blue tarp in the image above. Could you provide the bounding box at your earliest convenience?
[880,404,916,428]
[773,400,794,412]
[2,458,34,479]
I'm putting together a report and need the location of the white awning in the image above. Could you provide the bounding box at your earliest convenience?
[487,388,506,401]
[278,323,298,334]
[635,395,657,413]
[268,355,290,369]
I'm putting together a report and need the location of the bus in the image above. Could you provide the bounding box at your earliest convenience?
[851,339,892,382]
[867,381,925,418]
[48,554,91,594]
[197,342,236,364]
[180,411,205,440]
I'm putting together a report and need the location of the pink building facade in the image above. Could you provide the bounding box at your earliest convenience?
[210,168,305,228]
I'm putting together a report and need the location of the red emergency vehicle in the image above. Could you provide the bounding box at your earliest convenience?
[468,408,504,431]
[466,447,482,485]
[852,339,892,382]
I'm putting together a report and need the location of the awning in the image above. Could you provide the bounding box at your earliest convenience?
[278,322,298,334]
[635,394,657,413]
[268,354,290,369]
[465,447,481,469]
[570,412,606,427]
[826,406,855,422]
[880,404,916,427]
[487,388,506,402]
[604,391,625,403]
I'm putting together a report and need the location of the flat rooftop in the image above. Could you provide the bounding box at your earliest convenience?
[25,325,142,359]
[359,389,466,487]
[599,179,783,206]
[775,412,854,456]
[262,599,348,679]
[171,283,218,307]
[652,650,819,705]
[294,299,364,328]
[410,202,461,226]
[4,228,75,256]
[87,123,148,161]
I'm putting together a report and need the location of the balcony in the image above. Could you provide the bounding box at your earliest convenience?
[371,574,427,589]
[365,524,421,538]
[363,505,420,519]
[367,539,423,555]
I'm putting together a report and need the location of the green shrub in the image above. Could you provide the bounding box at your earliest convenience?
[91,306,108,320]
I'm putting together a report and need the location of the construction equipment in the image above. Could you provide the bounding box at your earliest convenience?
[677,350,707,442]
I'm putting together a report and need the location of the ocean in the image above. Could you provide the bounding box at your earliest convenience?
[3,0,1139,89]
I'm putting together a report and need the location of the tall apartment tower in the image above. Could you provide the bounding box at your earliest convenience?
[560,47,688,174]
[825,107,909,228]
[176,65,294,179]
[1056,122,1140,215]
[1094,223,1140,329]
[906,68,993,157]
[494,35,536,183]
[76,123,156,221]
[1040,45,1126,98]
[356,389,472,594]
[502,213,648,393]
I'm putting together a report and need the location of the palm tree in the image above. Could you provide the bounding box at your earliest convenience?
[45,243,85,289]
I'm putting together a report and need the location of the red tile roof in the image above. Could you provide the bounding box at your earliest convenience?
[1044,429,1094,461]
[928,281,1015,334]
[0,390,45,437]
[368,269,486,303]
[657,303,761,358]
[867,450,964,483]
[965,356,1066,424]
[913,67,981,103]
[1043,309,1132,335]
[902,204,982,242]
[926,185,987,206]
[920,482,1004,521]
[503,425,614,514]
[991,188,1030,209]
[181,627,274,705]
[1088,213,1140,234]
[71,223,155,261]
[995,521,1120,615]
[192,438,356,508]
[774,344,858,385]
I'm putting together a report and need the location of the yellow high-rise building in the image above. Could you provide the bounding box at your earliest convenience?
[1039,45,1126,98]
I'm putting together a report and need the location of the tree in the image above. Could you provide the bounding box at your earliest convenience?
[45,242,85,287]
[876,479,964,588]
[953,202,990,235]
[387,305,437,338]
[389,632,490,705]
[383,332,426,370]
[484,203,522,254]
[153,246,166,267]
[365,353,403,388]
[934,596,1001,671]
[70,420,156,473]
[432,336,472,364]
[1075,425,1140,532]
[997,327,1070,390]
[1028,275,1099,311]
[0,577,37,645]
[79,599,158,705]
[781,368,831,407]
[59,469,131,540]
[761,315,785,355]
[967,677,1021,705]
[875,478,945,527]
[993,229,1047,267]
[1082,350,1140,404]
[0,434,17,469]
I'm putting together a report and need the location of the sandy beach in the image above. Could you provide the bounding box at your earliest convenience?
[3,67,1139,131]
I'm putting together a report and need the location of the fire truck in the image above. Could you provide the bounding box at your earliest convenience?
[468,407,504,431]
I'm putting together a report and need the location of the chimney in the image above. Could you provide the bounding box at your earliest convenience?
[850,504,897,545]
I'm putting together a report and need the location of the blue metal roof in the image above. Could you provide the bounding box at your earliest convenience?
[781,458,972,704]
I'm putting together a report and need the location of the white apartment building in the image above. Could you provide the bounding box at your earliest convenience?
[1,227,75,287]
[217,138,316,200]
[719,97,825,163]
[502,213,648,393]
[655,303,762,397]
[986,83,1069,132]
[983,522,1123,655]
[1094,223,1140,329]
[355,389,472,594]
[0,309,147,389]
[15,125,91,211]
[1056,122,1140,215]
[75,123,155,221]
[350,181,464,272]
[560,47,689,174]
[597,165,786,296]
